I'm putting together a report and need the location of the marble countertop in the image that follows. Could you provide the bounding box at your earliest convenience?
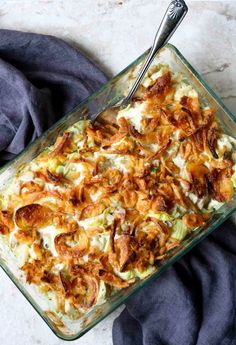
[0,1,235,345]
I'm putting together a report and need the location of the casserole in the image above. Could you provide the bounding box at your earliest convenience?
[0,44,235,340]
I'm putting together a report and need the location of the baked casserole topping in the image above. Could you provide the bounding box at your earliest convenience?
[0,64,236,318]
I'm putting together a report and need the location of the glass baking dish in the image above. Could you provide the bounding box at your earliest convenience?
[0,44,235,340]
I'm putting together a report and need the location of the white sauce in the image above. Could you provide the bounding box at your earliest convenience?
[174,82,198,102]
[173,154,185,168]
[117,102,146,133]
[37,225,62,257]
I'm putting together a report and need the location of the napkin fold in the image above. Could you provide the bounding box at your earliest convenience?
[0,29,107,163]
[0,29,235,345]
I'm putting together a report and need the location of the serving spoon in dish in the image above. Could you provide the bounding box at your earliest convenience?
[94,0,188,122]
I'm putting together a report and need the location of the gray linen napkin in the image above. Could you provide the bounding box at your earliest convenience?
[0,29,107,163]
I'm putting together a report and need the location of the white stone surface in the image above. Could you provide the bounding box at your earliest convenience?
[0,1,235,345]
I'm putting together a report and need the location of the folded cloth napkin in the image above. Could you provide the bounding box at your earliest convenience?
[0,29,107,163]
[113,216,236,345]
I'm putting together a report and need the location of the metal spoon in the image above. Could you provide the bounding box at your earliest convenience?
[95,0,188,122]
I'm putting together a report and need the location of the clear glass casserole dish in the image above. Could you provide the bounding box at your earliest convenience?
[0,44,235,340]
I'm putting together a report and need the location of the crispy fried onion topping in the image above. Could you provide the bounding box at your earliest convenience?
[71,262,130,289]
[146,72,171,98]
[54,228,89,258]
[50,132,73,157]
[0,210,13,235]
[1,65,235,318]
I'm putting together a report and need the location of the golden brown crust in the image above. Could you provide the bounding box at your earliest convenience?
[54,229,89,258]
[97,269,130,288]
[146,72,172,98]
[0,65,235,317]
[206,168,234,202]
[15,204,53,230]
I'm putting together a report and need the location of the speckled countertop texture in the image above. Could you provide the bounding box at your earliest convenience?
[0,1,235,344]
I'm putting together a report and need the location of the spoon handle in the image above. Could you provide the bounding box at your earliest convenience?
[122,0,188,107]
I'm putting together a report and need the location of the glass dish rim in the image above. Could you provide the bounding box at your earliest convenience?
[0,43,235,341]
